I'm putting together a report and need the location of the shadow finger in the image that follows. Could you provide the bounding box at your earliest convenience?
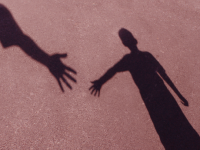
[94,90,97,96]
[91,88,95,95]
[65,66,77,74]
[61,77,72,89]
[56,78,64,92]
[89,86,94,90]
[64,72,76,82]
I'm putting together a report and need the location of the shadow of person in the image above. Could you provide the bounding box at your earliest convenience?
[0,4,76,92]
[89,28,200,149]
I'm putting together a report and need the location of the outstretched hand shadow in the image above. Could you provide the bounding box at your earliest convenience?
[89,80,101,97]
[47,53,77,91]
[0,4,77,92]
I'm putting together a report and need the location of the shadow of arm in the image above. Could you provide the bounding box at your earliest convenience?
[89,55,129,96]
[157,67,189,106]
[0,4,76,92]
[16,34,76,92]
[17,34,50,65]
[148,53,188,106]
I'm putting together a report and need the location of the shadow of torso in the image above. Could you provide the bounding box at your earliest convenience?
[118,51,200,149]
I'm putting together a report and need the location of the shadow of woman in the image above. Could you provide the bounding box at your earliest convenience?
[0,4,76,92]
[89,28,200,149]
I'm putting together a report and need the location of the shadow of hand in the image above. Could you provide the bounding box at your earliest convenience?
[89,80,102,97]
[47,53,76,92]
[179,95,189,106]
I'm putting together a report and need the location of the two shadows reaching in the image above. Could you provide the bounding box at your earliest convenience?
[0,4,76,92]
[1,3,200,149]
[90,28,200,149]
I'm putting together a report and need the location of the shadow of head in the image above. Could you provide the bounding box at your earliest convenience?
[118,28,138,47]
[0,4,23,48]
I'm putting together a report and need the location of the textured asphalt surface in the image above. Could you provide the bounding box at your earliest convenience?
[0,0,200,149]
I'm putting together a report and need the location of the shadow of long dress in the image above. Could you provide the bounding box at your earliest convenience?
[118,51,200,150]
